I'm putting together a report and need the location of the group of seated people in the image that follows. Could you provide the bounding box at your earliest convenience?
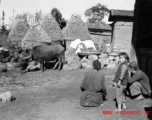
[80,52,152,111]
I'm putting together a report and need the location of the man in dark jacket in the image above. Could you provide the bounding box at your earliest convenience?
[128,61,152,100]
[80,60,107,107]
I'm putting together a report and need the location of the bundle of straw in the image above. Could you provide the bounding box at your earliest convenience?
[63,14,91,41]
[21,26,51,49]
[7,19,29,45]
[41,14,63,41]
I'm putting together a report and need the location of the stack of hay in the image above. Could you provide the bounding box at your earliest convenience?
[63,14,91,41]
[41,14,63,42]
[7,19,29,47]
[21,25,51,49]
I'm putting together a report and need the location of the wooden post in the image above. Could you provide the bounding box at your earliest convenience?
[131,0,139,50]
[130,1,138,63]
[111,21,116,47]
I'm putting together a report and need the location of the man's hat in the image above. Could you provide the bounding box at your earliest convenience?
[129,61,139,69]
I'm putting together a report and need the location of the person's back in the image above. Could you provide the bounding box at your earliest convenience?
[80,60,107,107]
[137,70,151,93]
[81,70,105,93]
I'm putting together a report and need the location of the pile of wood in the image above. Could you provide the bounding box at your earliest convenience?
[7,19,29,47]
[41,14,63,42]
[63,14,91,41]
[21,26,51,49]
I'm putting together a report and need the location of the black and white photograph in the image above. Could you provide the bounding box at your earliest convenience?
[0,0,152,120]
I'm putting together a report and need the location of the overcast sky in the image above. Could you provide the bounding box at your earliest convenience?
[0,0,135,24]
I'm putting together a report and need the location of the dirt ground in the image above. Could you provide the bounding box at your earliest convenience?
[0,68,152,120]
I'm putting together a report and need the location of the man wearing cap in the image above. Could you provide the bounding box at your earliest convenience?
[128,61,152,100]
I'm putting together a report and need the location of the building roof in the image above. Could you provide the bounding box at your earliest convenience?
[86,23,112,31]
[109,9,134,21]
[111,10,134,17]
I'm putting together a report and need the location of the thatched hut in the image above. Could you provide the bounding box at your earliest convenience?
[21,25,51,49]
[63,14,91,41]
[41,14,63,42]
[7,19,29,47]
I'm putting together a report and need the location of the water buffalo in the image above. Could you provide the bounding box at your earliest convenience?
[20,44,65,72]
[51,39,66,51]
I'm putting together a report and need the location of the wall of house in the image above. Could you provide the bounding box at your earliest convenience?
[114,22,133,55]
[65,22,133,55]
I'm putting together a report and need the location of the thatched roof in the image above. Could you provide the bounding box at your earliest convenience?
[7,19,29,45]
[63,14,91,41]
[41,14,63,41]
[21,26,51,49]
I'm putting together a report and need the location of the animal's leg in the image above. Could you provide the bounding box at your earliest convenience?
[57,58,62,70]
[43,61,46,71]
[42,62,45,72]
[62,52,66,64]
[59,61,63,70]
[59,56,64,70]
[52,58,60,70]
[52,61,59,70]
[40,61,44,72]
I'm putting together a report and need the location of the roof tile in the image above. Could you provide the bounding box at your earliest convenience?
[111,9,134,17]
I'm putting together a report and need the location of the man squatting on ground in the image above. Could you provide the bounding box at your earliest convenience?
[128,61,152,99]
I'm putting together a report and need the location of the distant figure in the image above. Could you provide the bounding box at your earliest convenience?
[80,60,107,107]
[112,52,130,111]
[128,61,152,100]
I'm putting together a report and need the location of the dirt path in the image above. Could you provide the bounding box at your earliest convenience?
[0,70,151,120]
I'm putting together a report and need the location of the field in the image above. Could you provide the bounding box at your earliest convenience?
[0,68,151,120]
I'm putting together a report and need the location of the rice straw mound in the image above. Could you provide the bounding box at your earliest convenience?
[63,14,91,41]
[7,19,29,46]
[41,14,63,41]
[21,25,51,49]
